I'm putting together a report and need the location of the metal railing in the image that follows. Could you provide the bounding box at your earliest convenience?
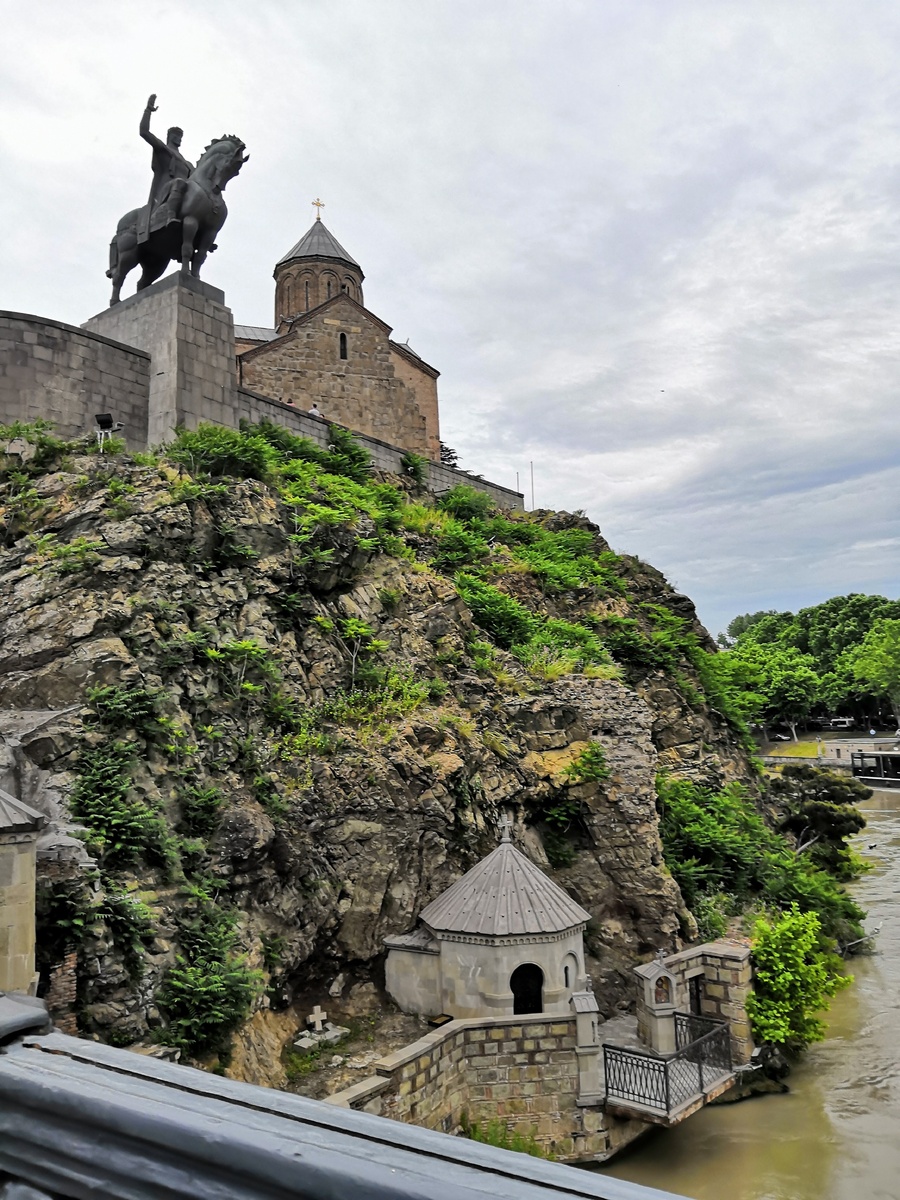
[603,1015,732,1116]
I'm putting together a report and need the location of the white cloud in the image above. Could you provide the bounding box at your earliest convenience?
[1,0,898,635]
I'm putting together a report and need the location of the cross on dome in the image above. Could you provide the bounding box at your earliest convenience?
[312,197,325,221]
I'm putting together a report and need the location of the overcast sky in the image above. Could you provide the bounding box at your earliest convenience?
[1,1,899,635]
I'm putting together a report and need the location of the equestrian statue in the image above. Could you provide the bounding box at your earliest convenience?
[106,95,248,305]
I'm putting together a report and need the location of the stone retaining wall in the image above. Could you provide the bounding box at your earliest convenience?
[327,1014,628,1162]
[0,312,150,448]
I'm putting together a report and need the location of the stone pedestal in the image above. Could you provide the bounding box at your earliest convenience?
[83,272,238,445]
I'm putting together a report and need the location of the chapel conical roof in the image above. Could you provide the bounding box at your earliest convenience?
[419,836,590,938]
[0,788,45,833]
[276,219,362,272]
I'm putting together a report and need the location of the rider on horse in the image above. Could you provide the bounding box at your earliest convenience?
[138,95,193,241]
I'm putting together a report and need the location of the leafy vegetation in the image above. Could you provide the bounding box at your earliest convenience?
[657,773,865,947]
[747,905,850,1052]
[657,768,866,1051]
[155,884,262,1058]
[717,594,900,730]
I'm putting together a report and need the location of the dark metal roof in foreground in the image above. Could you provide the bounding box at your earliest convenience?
[0,1019,691,1200]
[277,219,362,270]
[420,838,591,938]
[0,788,45,833]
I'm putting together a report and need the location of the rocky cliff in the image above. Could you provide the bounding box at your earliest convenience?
[0,423,754,1060]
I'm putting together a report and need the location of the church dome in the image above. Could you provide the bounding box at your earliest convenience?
[277,220,363,274]
[273,217,364,324]
[419,836,590,939]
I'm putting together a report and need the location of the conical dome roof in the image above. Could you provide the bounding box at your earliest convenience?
[277,219,362,272]
[419,837,590,938]
[0,788,45,833]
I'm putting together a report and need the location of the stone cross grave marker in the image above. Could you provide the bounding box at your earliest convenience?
[307,1005,327,1032]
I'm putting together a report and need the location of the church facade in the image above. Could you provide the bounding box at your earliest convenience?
[235,217,441,460]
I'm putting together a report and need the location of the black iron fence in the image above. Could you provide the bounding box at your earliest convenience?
[603,1015,732,1116]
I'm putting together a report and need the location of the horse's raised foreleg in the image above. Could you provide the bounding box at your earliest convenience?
[181,216,199,275]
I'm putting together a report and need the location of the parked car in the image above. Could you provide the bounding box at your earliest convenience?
[772,733,792,742]
[828,717,855,730]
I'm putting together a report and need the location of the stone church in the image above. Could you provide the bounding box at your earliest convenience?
[234,215,441,460]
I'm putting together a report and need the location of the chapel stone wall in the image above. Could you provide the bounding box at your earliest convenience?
[0,830,39,994]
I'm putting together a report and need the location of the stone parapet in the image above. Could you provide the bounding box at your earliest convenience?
[327,1013,625,1163]
[0,311,150,448]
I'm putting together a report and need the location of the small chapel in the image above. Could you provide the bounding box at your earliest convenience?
[385,823,592,1020]
[234,208,441,460]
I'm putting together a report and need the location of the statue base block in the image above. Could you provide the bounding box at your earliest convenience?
[83,272,238,445]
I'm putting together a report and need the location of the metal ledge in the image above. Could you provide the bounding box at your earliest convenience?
[0,1020,691,1200]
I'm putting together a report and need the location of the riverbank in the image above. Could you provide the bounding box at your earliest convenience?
[597,786,900,1200]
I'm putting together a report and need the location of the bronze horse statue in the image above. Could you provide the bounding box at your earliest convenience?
[107,134,248,305]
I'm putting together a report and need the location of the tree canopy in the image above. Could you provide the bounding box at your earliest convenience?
[716,593,900,730]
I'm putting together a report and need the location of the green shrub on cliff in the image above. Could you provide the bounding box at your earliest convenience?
[657,774,864,945]
[747,904,850,1052]
[169,424,279,481]
[156,886,262,1059]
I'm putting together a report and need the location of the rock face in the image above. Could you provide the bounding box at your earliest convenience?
[0,450,754,1057]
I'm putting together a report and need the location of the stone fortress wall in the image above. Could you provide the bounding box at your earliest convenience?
[0,273,522,510]
[0,312,150,448]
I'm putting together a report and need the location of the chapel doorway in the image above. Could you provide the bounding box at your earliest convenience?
[510,963,544,1014]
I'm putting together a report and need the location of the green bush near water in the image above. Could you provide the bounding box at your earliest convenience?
[459,1112,552,1159]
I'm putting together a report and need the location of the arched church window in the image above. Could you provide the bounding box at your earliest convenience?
[339,333,348,360]
[304,280,310,310]
[326,277,332,299]
[510,963,544,1015]
[564,965,570,988]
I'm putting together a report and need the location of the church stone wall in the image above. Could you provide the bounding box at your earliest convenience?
[238,300,433,458]
[0,312,150,448]
[389,347,440,460]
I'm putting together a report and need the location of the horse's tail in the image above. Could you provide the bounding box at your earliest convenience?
[106,237,119,280]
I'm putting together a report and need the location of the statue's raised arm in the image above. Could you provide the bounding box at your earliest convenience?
[139,93,192,213]
[139,94,167,155]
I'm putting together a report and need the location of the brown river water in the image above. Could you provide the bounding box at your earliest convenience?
[599,787,900,1200]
